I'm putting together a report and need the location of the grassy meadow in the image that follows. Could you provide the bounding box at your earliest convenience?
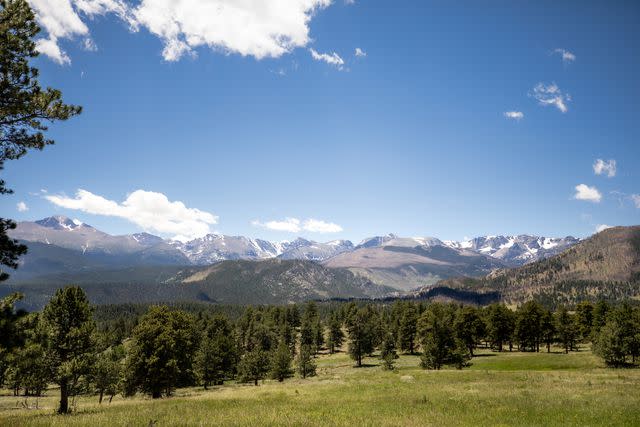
[1,346,639,426]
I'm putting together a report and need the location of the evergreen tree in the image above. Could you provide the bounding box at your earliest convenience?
[296,344,316,379]
[555,305,577,354]
[326,314,344,354]
[195,315,236,389]
[591,300,610,338]
[270,340,293,382]
[574,301,594,342]
[418,304,469,370]
[397,303,418,354]
[453,306,485,356]
[486,304,515,352]
[346,307,375,367]
[379,327,398,371]
[237,348,269,386]
[594,316,628,367]
[124,306,199,398]
[41,286,95,414]
[90,347,122,404]
[514,301,543,352]
[0,0,81,282]
[540,309,556,353]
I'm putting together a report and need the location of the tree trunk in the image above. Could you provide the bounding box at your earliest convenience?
[547,342,550,353]
[152,390,162,399]
[58,380,69,414]
[254,378,258,386]
[99,389,104,404]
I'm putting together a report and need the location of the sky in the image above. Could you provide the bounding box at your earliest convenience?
[2,0,639,243]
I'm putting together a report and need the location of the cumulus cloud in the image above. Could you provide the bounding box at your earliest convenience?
[631,194,640,209]
[302,218,342,233]
[354,47,366,57]
[29,0,130,64]
[252,217,343,233]
[595,224,612,233]
[309,48,345,69]
[574,184,602,203]
[530,82,571,113]
[503,111,524,120]
[251,218,301,233]
[44,189,217,241]
[554,48,576,63]
[16,201,29,212]
[30,0,331,63]
[593,159,616,178]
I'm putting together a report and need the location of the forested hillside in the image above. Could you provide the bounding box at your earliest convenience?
[435,226,640,306]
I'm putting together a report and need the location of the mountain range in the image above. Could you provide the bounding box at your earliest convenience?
[4,216,639,309]
[10,216,578,269]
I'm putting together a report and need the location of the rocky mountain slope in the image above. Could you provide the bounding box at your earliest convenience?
[426,226,640,306]
[324,236,508,291]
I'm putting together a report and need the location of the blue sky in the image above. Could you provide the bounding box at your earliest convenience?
[3,0,639,243]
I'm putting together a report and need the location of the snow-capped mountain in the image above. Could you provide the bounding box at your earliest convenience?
[11,217,580,270]
[169,234,281,264]
[444,235,580,266]
[278,239,354,261]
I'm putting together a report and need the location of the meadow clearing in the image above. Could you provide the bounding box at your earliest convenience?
[1,345,639,426]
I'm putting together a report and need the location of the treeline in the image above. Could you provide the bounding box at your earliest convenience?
[1,287,640,414]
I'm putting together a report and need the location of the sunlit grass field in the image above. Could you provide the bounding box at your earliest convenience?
[2,346,639,426]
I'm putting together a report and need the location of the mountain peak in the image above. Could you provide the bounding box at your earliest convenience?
[35,215,85,231]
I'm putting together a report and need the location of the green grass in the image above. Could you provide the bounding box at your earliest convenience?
[2,346,639,426]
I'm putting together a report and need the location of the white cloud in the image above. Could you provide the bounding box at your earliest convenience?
[309,48,345,68]
[16,201,29,212]
[574,184,602,203]
[530,82,571,113]
[354,47,366,57]
[35,37,71,65]
[252,217,343,233]
[631,194,640,209]
[503,111,524,120]
[554,48,576,63]
[44,189,217,241]
[302,218,342,233]
[595,224,612,233]
[30,0,331,63]
[251,218,301,233]
[593,159,616,178]
[134,0,331,61]
[29,0,130,64]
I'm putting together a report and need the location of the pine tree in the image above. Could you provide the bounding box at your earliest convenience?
[326,314,344,354]
[486,304,515,352]
[0,0,81,282]
[453,306,485,356]
[555,305,577,354]
[270,341,293,382]
[90,347,122,404]
[41,286,95,414]
[296,344,316,379]
[123,306,199,398]
[417,304,469,370]
[379,328,398,371]
[194,315,236,389]
[237,348,270,386]
[540,309,556,353]
[346,307,375,367]
[397,304,418,354]
[514,301,543,352]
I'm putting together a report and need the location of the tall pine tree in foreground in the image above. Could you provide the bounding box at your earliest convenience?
[0,0,81,282]
[41,286,95,414]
